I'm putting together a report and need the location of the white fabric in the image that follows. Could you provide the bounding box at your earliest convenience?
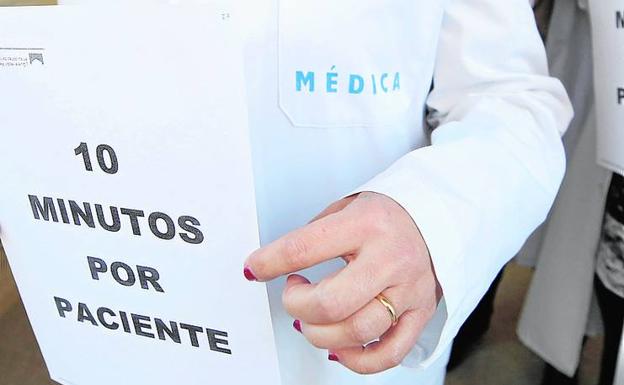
[517,106,609,376]
[58,0,571,384]
[517,0,611,376]
[353,0,571,369]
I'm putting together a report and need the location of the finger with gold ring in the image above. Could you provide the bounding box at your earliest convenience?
[375,293,399,327]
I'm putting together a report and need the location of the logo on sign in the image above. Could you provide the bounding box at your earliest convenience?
[28,52,44,65]
[0,48,45,68]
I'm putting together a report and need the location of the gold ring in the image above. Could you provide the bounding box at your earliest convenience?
[375,294,398,327]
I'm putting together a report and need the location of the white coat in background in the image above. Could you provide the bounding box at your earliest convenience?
[60,0,573,384]
[517,0,619,379]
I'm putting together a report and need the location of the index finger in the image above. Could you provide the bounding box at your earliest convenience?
[243,211,362,281]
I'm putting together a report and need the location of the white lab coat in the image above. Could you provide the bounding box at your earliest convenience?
[516,0,614,378]
[60,0,573,384]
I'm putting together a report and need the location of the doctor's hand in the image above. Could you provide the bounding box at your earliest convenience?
[243,192,442,374]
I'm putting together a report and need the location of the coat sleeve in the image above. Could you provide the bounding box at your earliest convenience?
[353,0,573,368]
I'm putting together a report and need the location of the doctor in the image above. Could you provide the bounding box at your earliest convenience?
[61,0,572,384]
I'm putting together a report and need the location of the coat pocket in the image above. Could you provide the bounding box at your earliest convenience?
[277,0,441,128]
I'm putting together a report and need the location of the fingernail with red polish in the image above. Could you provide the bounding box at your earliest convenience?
[328,352,339,362]
[243,266,257,281]
[293,320,302,333]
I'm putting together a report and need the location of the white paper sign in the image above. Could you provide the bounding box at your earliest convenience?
[0,5,281,385]
[589,0,624,175]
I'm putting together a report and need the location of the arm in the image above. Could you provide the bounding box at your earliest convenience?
[244,0,572,374]
[355,0,572,367]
